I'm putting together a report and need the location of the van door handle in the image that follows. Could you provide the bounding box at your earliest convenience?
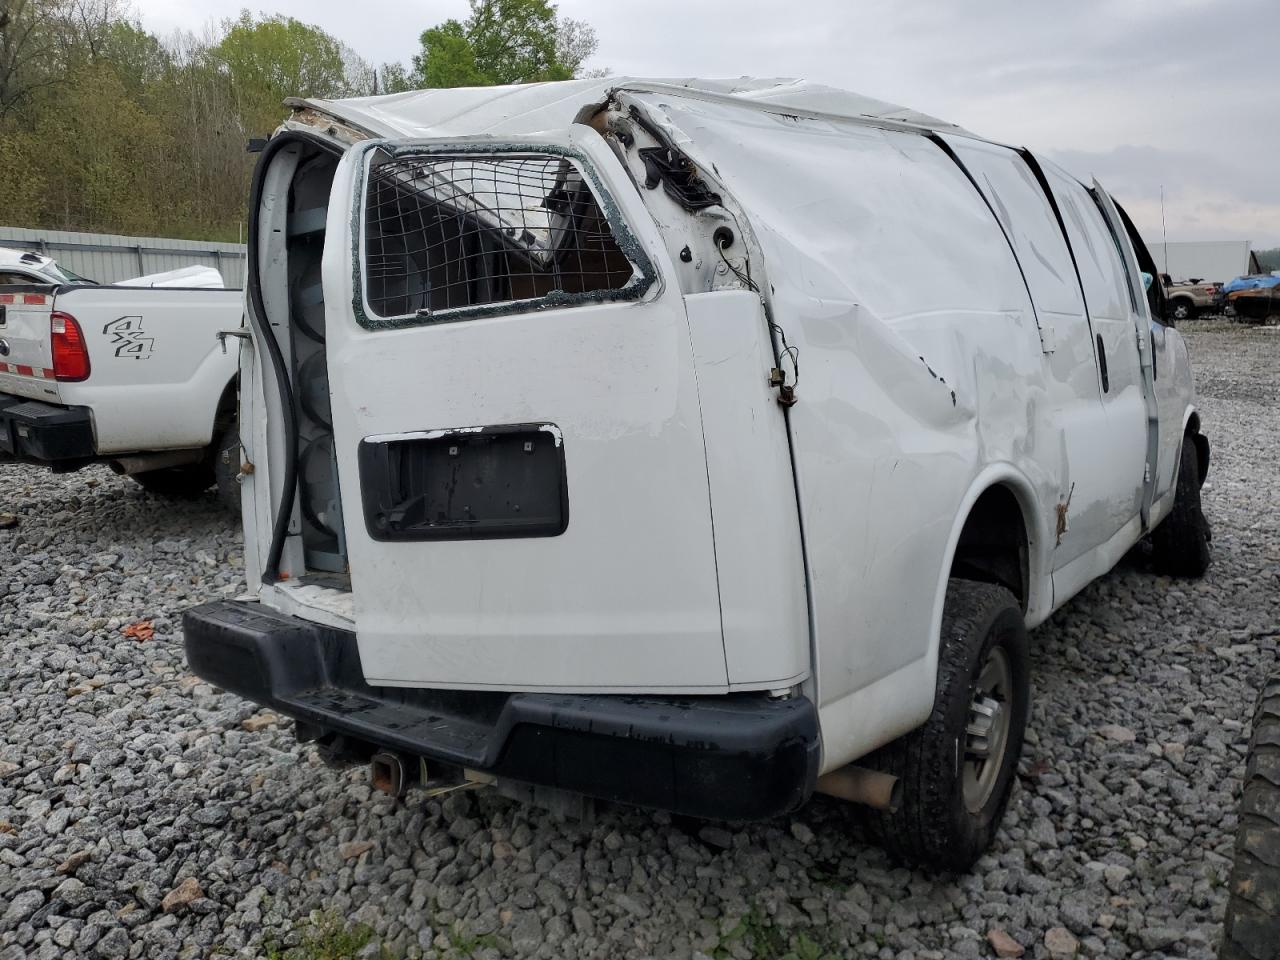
[1096,334,1109,392]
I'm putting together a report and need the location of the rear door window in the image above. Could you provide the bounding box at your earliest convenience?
[359,148,653,326]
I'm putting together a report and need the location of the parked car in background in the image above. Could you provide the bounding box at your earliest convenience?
[0,251,243,503]
[185,77,1212,871]
[0,248,95,286]
[1223,273,1280,324]
[1161,274,1223,321]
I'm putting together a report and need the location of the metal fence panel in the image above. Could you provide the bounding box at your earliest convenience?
[0,226,247,287]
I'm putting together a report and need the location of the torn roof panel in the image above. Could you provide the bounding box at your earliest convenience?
[293,76,971,142]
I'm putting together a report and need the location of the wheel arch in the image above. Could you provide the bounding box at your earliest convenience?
[1183,406,1210,485]
[930,466,1046,660]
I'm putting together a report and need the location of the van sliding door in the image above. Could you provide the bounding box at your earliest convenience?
[1041,166,1152,532]
[941,136,1133,569]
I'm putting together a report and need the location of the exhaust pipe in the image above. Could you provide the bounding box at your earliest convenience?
[109,449,203,475]
[370,751,416,798]
[815,765,902,812]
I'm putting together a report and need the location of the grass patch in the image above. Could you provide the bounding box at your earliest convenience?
[713,905,838,960]
[444,920,501,958]
[805,860,849,892]
[264,912,394,960]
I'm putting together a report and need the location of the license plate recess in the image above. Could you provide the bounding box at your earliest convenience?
[357,423,567,541]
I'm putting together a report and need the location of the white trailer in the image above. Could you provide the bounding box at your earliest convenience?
[1144,239,1259,283]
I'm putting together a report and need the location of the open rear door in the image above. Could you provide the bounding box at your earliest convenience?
[320,129,728,692]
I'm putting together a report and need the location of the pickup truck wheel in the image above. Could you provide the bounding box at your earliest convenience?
[858,579,1029,872]
[213,424,241,513]
[1150,438,1211,577]
[1221,673,1280,960]
[131,462,216,499]
[1170,298,1195,322]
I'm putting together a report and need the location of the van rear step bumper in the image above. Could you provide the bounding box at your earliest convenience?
[0,395,95,465]
[183,600,820,821]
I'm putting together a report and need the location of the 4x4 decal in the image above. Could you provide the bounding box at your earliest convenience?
[103,316,154,360]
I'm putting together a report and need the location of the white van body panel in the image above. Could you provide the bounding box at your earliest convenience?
[682,290,809,689]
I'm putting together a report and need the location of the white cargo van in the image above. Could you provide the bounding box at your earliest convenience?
[184,78,1210,869]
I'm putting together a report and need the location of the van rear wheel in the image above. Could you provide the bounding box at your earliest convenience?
[1150,437,1211,577]
[858,579,1029,872]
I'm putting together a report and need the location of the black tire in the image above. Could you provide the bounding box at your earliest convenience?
[1170,298,1196,322]
[213,422,241,513]
[858,579,1029,871]
[1151,437,1211,577]
[131,461,215,498]
[1221,674,1280,960]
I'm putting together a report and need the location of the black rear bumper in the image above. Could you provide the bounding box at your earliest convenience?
[0,395,95,465]
[183,600,820,820]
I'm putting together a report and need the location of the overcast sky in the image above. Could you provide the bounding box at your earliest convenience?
[134,0,1280,248]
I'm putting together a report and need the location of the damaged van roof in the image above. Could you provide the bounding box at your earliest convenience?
[290,77,970,141]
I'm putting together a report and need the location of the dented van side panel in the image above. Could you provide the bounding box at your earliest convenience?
[623,94,1158,771]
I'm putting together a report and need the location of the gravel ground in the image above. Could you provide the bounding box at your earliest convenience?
[1,320,1277,960]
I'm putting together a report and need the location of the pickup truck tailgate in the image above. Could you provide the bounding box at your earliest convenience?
[0,288,59,402]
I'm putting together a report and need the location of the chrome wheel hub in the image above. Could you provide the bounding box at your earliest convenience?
[962,647,1013,813]
[966,696,1003,759]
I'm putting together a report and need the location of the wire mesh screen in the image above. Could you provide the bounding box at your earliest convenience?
[364,153,637,319]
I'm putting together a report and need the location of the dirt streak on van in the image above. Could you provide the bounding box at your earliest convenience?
[183,77,1211,870]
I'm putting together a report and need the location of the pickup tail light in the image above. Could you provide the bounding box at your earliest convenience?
[51,311,91,381]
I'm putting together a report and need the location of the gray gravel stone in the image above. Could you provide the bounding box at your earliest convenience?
[91,927,129,959]
[2,891,43,925]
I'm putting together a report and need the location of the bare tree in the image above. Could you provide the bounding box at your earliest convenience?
[0,0,64,118]
[0,0,126,118]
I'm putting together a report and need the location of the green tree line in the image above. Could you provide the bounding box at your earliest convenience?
[0,0,597,242]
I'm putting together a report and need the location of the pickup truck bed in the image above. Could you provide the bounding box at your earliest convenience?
[0,283,242,486]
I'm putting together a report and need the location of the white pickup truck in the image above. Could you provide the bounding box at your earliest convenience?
[0,249,243,500]
[184,78,1212,871]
